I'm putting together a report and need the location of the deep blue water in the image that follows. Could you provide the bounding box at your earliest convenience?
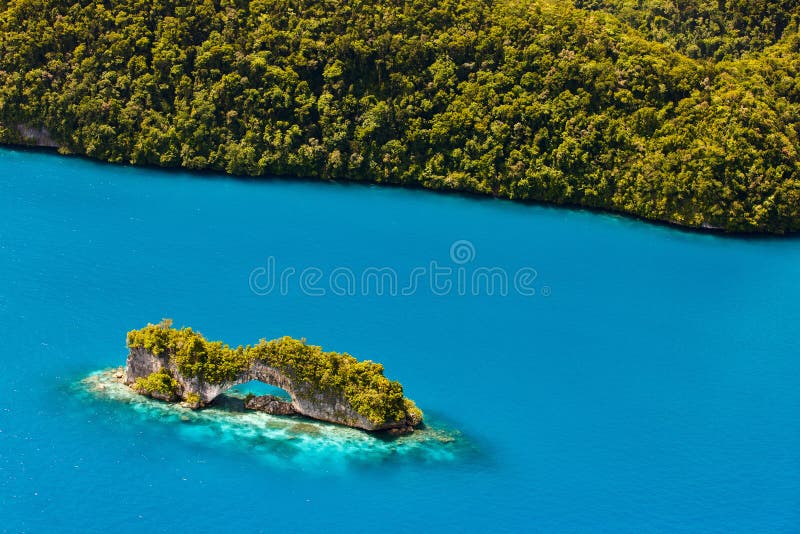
[1,147,799,532]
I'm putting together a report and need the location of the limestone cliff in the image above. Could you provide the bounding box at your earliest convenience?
[14,125,59,148]
[123,320,423,432]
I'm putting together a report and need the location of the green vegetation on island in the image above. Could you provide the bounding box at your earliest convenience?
[132,368,179,399]
[127,319,251,383]
[1,0,799,232]
[126,320,422,427]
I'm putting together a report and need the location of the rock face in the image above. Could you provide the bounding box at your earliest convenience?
[244,395,297,415]
[15,124,58,148]
[125,346,233,402]
[124,343,422,433]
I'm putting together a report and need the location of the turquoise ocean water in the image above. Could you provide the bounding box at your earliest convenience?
[1,147,799,531]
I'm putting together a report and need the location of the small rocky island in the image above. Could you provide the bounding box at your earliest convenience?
[123,320,423,433]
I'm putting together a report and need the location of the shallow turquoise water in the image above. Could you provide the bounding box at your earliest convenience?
[1,147,799,531]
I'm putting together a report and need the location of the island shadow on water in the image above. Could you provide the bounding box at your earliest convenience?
[78,369,473,470]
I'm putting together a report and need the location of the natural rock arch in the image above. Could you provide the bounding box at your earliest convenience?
[123,322,423,432]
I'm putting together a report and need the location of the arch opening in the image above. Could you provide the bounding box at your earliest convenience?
[229,380,292,401]
[212,380,297,416]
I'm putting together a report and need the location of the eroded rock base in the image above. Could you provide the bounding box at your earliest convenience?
[244,394,298,416]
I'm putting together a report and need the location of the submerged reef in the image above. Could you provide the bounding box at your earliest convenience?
[80,369,464,469]
[124,320,423,432]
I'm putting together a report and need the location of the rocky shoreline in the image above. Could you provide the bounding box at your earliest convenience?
[244,394,298,416]
[107,366,416,434]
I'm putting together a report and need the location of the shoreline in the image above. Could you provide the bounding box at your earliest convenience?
[2,141,797,240]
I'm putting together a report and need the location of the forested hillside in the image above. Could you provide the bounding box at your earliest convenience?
[576,0,797,59]
[1,0,799,232]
